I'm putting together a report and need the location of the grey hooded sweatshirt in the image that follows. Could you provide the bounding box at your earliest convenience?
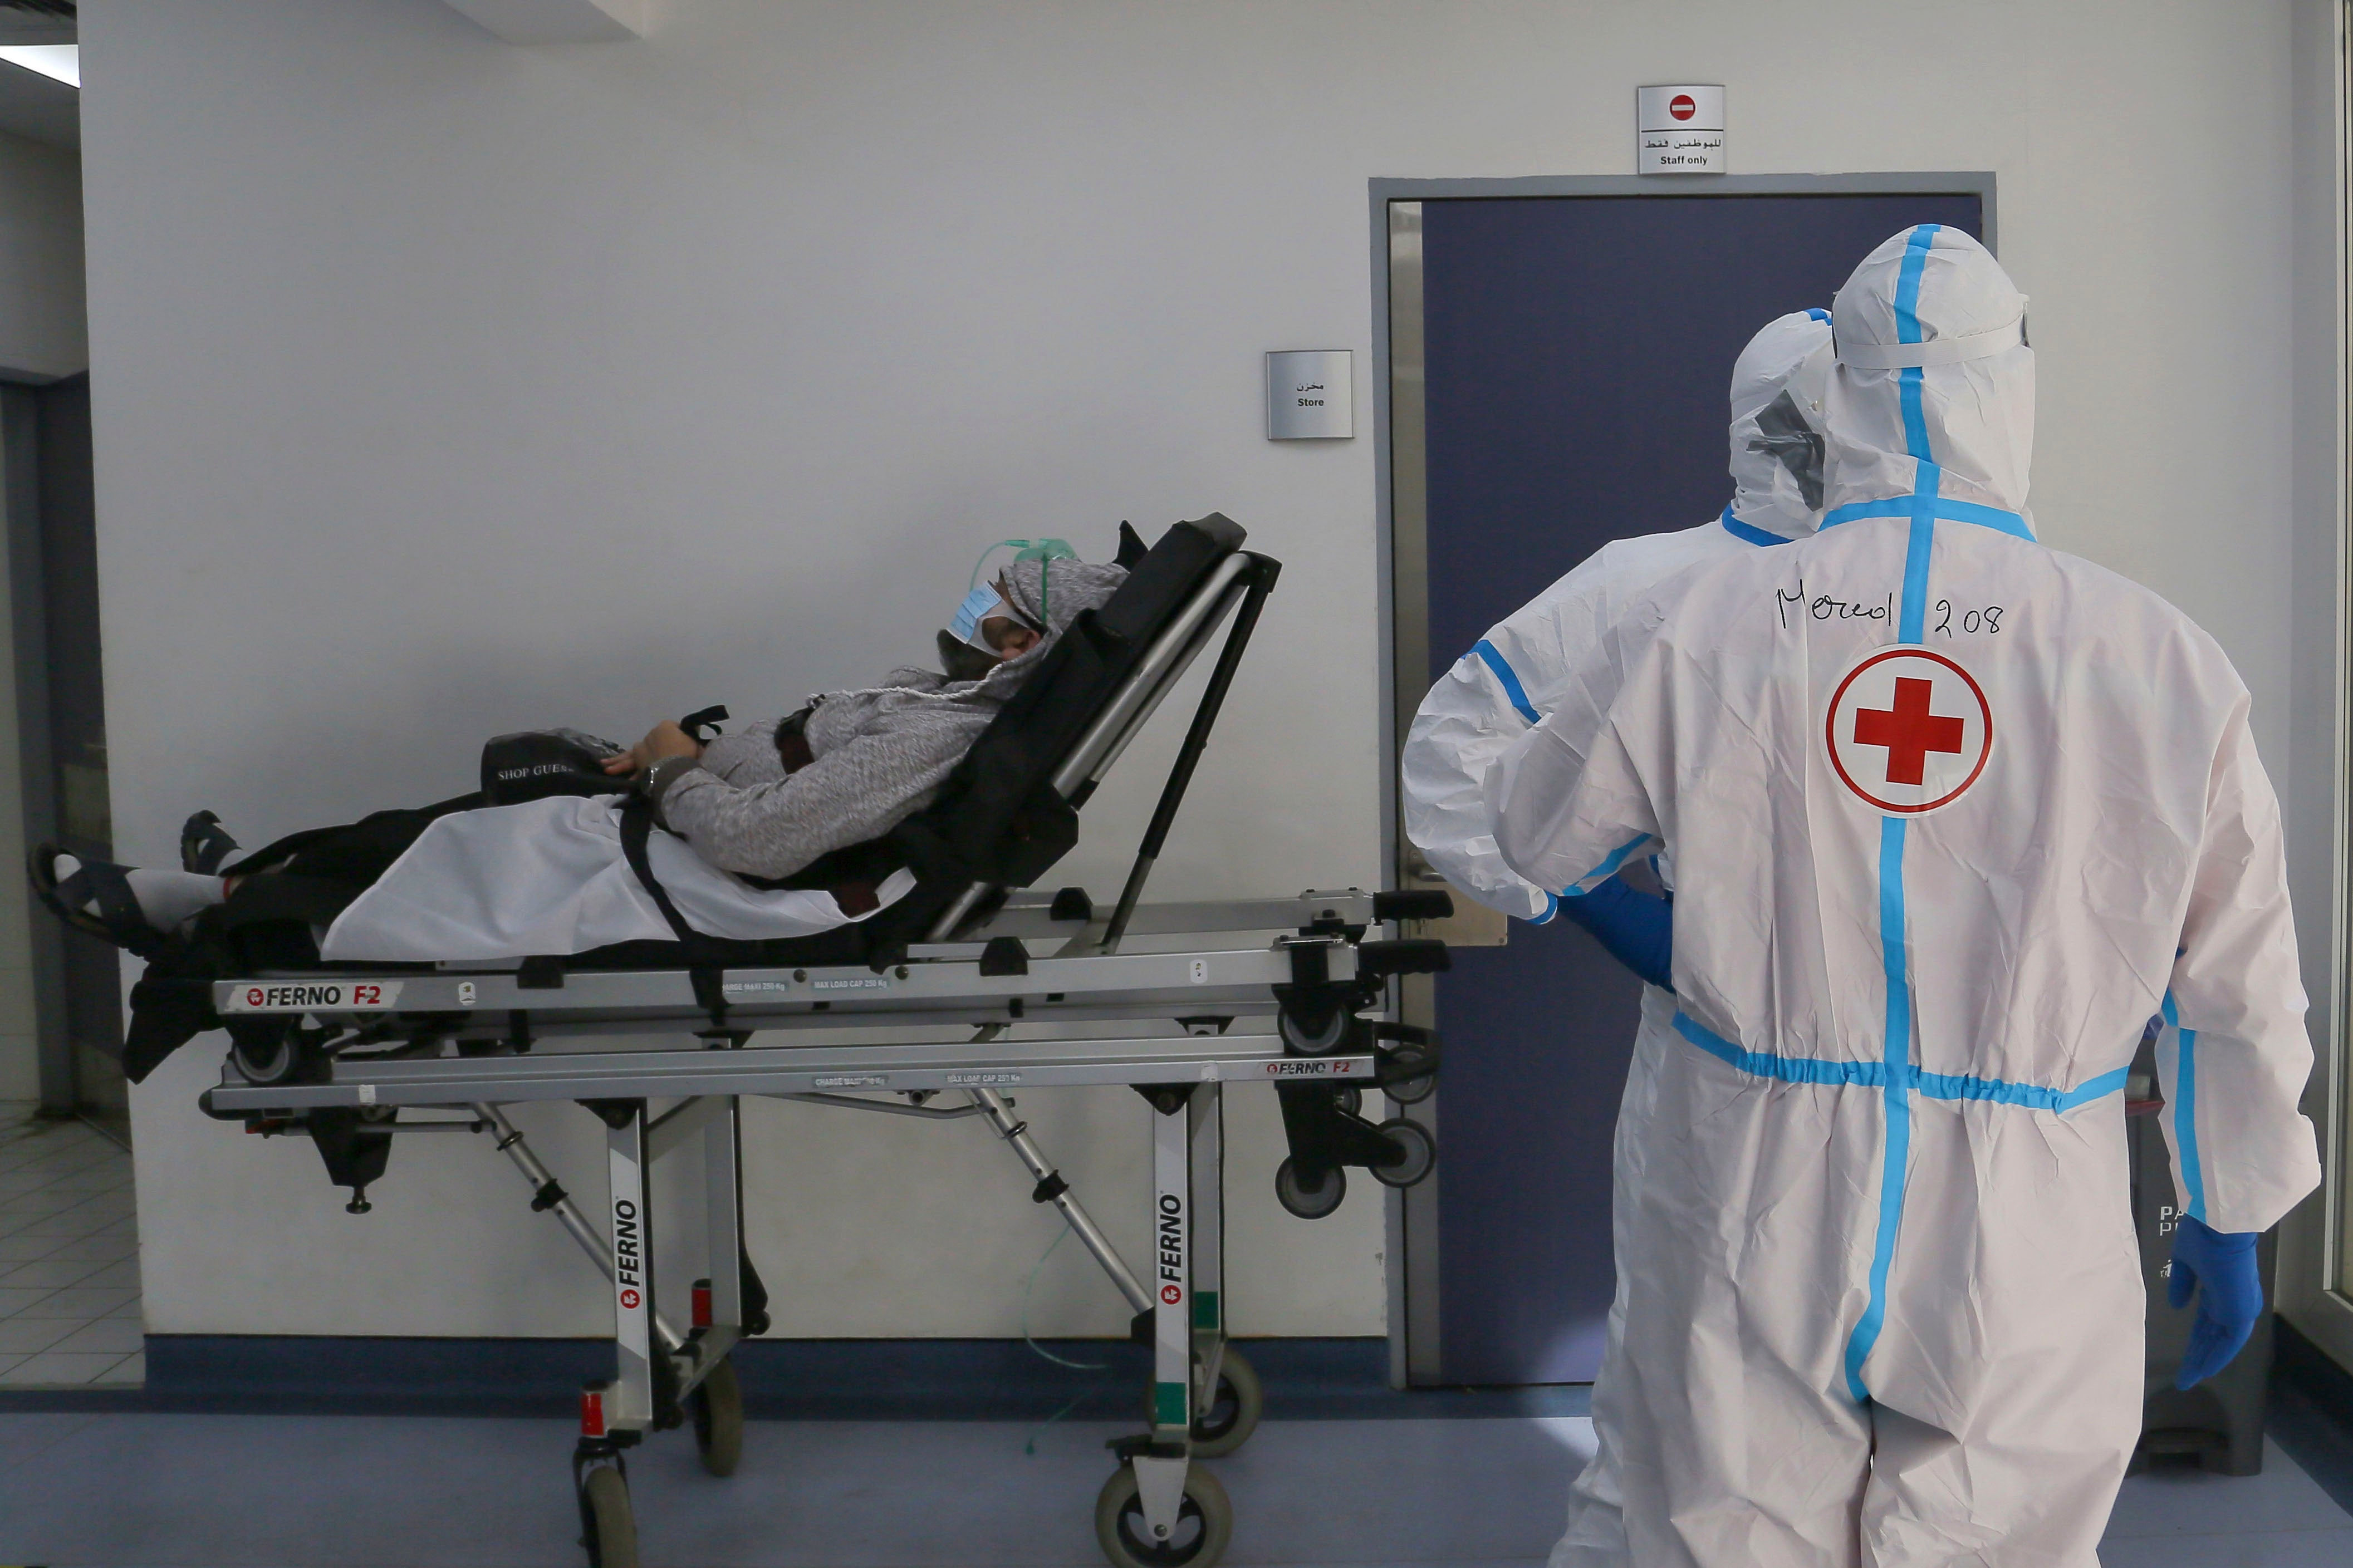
[647,557,1128,881]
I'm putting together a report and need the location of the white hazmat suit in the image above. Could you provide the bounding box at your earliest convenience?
[1399,309,1834,1566]
[1403,308,1834,922]
[1488,225,2321,1567]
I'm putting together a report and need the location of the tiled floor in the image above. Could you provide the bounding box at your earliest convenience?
[0,1103,143,1387]
[0,1413,2344,1566]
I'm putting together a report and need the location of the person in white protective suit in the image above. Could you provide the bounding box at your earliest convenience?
[1486,224,2322,1566]
[1403,307,1833,925]
[1399,309,1835,1566]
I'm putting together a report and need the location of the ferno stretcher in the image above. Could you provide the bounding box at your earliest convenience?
[192,515,1452,1568]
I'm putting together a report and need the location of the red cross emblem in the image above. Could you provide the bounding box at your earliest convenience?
[1827,648,1992,814]
[1854,677,1964,785]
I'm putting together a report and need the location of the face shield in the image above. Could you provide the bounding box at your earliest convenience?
[968,538,1077,598]
[1726,311,1836,538]
[940,538,1072,680]
[1744,347,1834,511]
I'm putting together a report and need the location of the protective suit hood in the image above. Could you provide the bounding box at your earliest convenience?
[1728,310,1836,539]
[1825,225,2033,522]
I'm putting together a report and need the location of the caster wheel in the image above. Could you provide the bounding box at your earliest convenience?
[579,1464,638,1568]
[1385,1072,1435,1106]
[690,1355,744,1477]
[1094,1461,1232,1568]
[227,1018,326,1087]
[1370,1117,1437,1189]
[1274,1156,1346,1220]
[1332,1085,1362,1118]
[1189,1348,1263,1458]
[1383,1045,1437,1105]
[1277,1006,1348,1056]
[1148,1346,1264,1458]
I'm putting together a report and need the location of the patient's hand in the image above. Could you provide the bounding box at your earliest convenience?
[601,720,704,777]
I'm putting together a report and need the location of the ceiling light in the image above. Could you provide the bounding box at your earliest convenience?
[0,45,76,89]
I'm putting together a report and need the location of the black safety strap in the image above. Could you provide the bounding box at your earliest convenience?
[617,797,728,1026]
[678,704,731,744]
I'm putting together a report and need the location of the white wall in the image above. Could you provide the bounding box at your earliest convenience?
[0,124,84,1103]
[80,0,2326,1339]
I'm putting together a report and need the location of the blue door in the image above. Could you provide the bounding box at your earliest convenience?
[1418,191,1986,1385]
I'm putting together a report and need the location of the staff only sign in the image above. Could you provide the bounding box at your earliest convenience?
[1636,84,1725,174]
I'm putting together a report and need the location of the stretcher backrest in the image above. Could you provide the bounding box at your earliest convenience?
[870,514,1254,946]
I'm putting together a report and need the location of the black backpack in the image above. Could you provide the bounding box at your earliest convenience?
[478,728,626,804]
[479,706,730,805]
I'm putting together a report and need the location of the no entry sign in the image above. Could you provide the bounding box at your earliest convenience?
[1636,85,1725,174]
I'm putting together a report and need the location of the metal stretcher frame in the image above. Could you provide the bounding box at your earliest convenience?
[192,521,1448,1568]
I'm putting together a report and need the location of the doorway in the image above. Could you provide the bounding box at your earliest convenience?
[1380,178,1992,1385]
[6,372,123,1129]
[0,370,139,1389]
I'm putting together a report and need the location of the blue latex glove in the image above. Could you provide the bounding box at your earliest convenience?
[2168,1215,2263,1389]
[1554,873,1673,991]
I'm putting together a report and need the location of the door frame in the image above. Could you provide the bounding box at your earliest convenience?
[2,382,68,1113]
[2282,0,2353,1379]
[1369,173,1999,1387]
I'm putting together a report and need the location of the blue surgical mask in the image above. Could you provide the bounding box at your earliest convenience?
[950,585,1016,650]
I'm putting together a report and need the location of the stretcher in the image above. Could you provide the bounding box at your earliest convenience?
[193,516,1449,1568]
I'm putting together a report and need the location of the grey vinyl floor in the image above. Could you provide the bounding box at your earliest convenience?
[0,1410,2345,1567]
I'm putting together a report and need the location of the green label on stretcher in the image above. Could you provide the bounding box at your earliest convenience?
[1153,1380,1189,1428]
[1192,1289,1220,1331]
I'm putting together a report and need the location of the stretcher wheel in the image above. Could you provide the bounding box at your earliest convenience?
[227,1018,323,1087]
[690,1355,744,1477]
[1382,1044,1437,1105]
[1384,1071,1435,1107]
[579,1465,638,1568]
[1370,1117,1435,1189]
[1094,1460,1232,1568]
[1189,1347,1262,1458]
[1277,1006,1349,1056]
[1274,1156,1346,1220]
[1331,1086,1362,1118]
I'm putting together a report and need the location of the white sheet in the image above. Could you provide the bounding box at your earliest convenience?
[320,794,914,961]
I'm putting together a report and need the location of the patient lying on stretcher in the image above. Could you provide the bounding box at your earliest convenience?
[30,549,1128,1072]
